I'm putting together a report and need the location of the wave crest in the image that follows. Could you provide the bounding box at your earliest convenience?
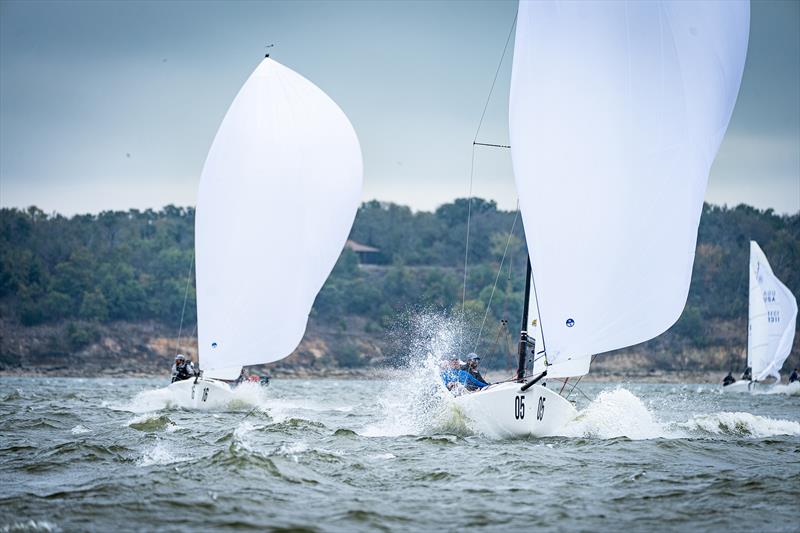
[559,388,669,440]
[679,412,800,438]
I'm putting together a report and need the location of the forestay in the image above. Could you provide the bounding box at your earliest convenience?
[195,58,363,380]
[509,1,750,377]
[748,241,798,382]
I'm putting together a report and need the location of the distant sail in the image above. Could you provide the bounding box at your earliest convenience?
[510,1,750,377]
[195,58,363,380]
[748,241,798,382]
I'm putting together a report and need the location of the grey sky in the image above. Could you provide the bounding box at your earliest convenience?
[1,0,798,215]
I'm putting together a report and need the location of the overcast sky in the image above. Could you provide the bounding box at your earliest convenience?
[1,0,798,215]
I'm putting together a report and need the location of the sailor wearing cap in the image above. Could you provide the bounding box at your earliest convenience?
[460,353,489,391]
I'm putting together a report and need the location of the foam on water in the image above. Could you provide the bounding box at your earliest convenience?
[138,441,189,467]
[265,398,354,424]
[69,425,91,435]
[759,381,800,396]
[126,414,176,432]
[275,441,310,462]
[559,388,672,440]
[370,452,396,461]
[231,420,260,451]
[559,387,800,440]
[0,520,59,532]
[678,412,800,438]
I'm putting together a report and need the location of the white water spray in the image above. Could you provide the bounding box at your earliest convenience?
[362,312,472,437]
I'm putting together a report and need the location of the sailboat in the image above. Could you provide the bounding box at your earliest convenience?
[455,0,750,437]
[723,241,797,393]
[168,56,363,408]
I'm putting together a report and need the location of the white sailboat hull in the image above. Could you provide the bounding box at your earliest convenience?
[721,380,752,393]
[454,381,577,438]
[166,377,234,409]
[721,380,782,394]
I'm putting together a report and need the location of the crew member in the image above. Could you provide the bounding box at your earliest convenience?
[741,366,752,381]
[461,353,490,391]
[790,368,799,384]
[722,372,736,387]
[171,354,196,383]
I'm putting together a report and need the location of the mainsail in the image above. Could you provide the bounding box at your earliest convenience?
[195,58,363,380]
[748,241,798,382]
[510,1,750,377]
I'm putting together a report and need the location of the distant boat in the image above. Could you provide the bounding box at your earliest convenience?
[723,241,797,393]
[455,0,749,437]
[169,57,363,407]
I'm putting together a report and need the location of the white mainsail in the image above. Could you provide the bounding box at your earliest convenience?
[510,1,750,377]
[195,58,363,380]
[748,241,798,382]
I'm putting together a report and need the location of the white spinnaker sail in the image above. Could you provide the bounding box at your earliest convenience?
[528,269,591,377]
[748,241,798,382]
[509,1,750,378]
[196,58,363,380]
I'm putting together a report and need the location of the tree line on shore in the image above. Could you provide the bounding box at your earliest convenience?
[0,199,797,368]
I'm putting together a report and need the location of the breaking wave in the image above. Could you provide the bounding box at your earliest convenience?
[137,441,190,467]
[559,388,670,440]
[0,520,59,532]
[678,412,800,438]
[126,414,176,432]
[559,387,800,440]
[759,381,800,396]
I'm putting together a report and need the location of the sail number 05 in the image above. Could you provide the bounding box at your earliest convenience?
[515,395,545,421]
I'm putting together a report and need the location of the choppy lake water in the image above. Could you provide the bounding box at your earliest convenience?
[1,376,798,532]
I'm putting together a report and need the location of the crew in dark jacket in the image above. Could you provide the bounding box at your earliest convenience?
[460,353,489,391]
[790,369,799,383]
[722,372,736,387]
[171,354,196,383]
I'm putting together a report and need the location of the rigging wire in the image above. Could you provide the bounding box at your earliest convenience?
[472,12,518,145]
[474,202,520,351]
[564,354,599,401]
[460,11,519,336]
[460,146,475,324]
[174,249,195,356]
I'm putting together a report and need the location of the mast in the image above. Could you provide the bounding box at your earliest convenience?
[516,258,533,380]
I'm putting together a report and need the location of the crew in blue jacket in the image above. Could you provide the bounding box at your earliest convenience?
[461,354,489,391]
[441,354,489,392]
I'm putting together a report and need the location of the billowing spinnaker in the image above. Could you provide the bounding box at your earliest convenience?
[510,1,749,377]
[527,269,592,377]
[748,241,798,382]
[196,58,363,380]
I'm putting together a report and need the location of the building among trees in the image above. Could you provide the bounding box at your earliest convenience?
[345,240,381,264]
